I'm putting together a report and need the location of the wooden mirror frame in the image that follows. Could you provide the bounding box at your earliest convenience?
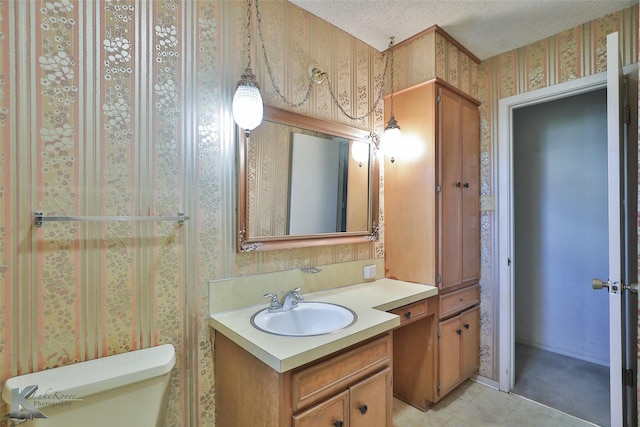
[237,106,380,252]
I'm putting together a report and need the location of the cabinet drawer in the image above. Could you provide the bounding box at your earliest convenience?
[291,334,391,412]
[389,298,432,326]
[439,285,479,319]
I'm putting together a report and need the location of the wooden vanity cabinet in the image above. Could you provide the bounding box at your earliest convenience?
[293,368,391,427]
[214,331,393,427]
[383,80,481,403]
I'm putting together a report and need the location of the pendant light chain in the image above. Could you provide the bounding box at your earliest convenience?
[321,50,389,121]
[254,0,314,108]
[245,0,252,70]
[252,0,392,121]
[388,37,395,119]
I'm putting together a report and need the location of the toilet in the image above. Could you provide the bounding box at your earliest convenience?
[2,344,175,426]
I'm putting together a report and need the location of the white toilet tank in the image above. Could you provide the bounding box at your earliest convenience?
[2,344,175,426]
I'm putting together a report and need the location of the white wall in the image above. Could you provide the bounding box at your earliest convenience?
[513,88,609,365]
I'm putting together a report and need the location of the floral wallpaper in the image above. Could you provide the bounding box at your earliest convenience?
[0,1,383,426]
[0,1,638,426]
[391,26,480,100]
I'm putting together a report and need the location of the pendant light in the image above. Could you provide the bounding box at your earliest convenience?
[232,0,263,137]
[380,37,401,162]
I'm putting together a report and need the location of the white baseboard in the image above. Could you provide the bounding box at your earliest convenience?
[515,339,609,367]
[472,375,499,390]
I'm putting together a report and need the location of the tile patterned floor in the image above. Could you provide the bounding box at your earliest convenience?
[393,381,599,427]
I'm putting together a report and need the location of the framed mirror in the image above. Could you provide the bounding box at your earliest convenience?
[237,106,379,252]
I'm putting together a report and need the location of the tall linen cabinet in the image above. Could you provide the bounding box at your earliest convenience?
[384,80,481,408]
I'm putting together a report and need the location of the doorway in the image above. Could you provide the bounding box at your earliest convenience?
[511,88,610,426]
[497,65,639,427]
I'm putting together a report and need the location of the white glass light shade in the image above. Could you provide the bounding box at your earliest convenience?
[380,115,401,161]
[351,140,370,165]
[232,68,264,132]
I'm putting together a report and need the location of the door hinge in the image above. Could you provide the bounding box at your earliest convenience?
[624,104,631,124]
[436,184,441,193]
[624,368,635,387]
[437,327,441,339]
[507,257,511,266]
[436,274,441,284]
[436,381,440,393]
[437,94,441,103]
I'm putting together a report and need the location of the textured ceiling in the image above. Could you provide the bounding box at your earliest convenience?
[288,0,637,59]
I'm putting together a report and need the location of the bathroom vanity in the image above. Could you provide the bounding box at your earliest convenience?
[210,279,438,427]
[215,331,392,427]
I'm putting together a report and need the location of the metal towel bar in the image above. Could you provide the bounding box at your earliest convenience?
[33,211,189,227]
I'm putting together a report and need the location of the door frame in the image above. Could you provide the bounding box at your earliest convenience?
[496,65,638,393]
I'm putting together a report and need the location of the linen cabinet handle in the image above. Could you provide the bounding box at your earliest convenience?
[455,182,462,187]
[464,323,470,329]
[456,329,462,335]
[359,404,368,415]
[334,421,344,427]
[463,182,469,188]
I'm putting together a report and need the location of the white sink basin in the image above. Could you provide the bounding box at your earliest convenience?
[250,302,357,336]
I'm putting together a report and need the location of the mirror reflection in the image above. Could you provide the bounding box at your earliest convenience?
[238,106,378,251]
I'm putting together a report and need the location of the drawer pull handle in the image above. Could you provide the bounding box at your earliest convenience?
[456,329,462,335]
[459,298,464,301]
[359,404,368,415]
[334,421,344,427]
[404,311,411,319]
[464,323,470,329]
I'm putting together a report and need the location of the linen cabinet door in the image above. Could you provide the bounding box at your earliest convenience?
[438,88,463,292]
[293,390,349,427]
[438,315,462,396]
[460,306,480,379]
[460,100,480,288]
[349,368,392,427]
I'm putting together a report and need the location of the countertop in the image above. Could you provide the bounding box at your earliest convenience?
[209,278,438,373]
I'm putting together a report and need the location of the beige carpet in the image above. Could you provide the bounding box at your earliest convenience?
[512,343,609,427]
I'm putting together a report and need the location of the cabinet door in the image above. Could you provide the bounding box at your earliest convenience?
[460,101,480,287]
[438,315,462,396]
[293,390,349,427]
[460,306,480,378]
[439,88,463,291]
[349,368,392,427]
[438,87,480,292]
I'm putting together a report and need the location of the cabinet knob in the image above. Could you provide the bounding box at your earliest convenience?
[334,421,344,427]
[464,182,469,188]
[359,404,368,415]
[404,311,411,319]
[464,323,470,329]
[455,182,462,188]
[456,329,462,335]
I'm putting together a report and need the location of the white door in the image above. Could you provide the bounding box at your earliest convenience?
[600,31,640,427]
[596,31,625,427]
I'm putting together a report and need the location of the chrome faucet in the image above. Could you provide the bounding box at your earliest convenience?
[263,287,304,312]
